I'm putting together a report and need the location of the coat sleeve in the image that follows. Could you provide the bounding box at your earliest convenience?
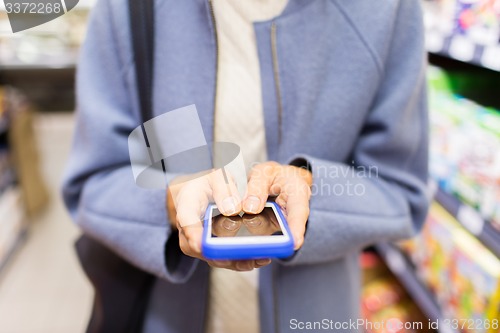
[61,0,197,282]
[281,0,430,266]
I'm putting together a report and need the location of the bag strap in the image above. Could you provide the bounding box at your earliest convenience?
[129,0,155,123]
[126,0,157,331]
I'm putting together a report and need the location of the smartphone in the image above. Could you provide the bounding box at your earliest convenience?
[202,201,294,260]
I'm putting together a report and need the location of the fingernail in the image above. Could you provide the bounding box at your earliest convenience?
[222,196,238,215]
[256,259,271,266]
[244,196,260,213]
[236,262,253,271]
[216,260,231,268]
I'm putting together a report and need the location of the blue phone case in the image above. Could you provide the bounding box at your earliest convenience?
[201,201,294,260]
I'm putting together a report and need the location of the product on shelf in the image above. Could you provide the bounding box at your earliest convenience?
[448,228,500,332]
[0,86,48,272]
[0,87,24,269]
[424,0,500,46]
[401,203,500,333]
[454,0,500,46]
[405,204,457,301]
[423,0,459,35]
[0,7,89,67]
[367,302,425,333]
[0,86,49,216]
[361,251,390,283]
[362,278,406,314]
[428,66,500,230]
[360,252,431,333]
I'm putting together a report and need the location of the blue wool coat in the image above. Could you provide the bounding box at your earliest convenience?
[62,0,430,332]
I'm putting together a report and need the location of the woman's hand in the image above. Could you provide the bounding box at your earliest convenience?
[167,169,270,271]
[242,162,312,250]
[166,162,312,271]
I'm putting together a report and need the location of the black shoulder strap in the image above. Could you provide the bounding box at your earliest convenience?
[126,1,157,332]
[129,0,155,122]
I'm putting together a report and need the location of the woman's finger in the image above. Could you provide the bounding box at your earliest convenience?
[178,223,204,259]
[243,163,278,214]
[271,167,311,250]
[175,176,210,227]
[282,181,311,250]
[210,168,242,216]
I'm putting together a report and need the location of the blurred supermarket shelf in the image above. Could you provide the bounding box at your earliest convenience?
[0,51,77,71]
[435,188,500,258]
[375,243,458,333]
[0,3,88,111]
[426,30,500,72]
[0,65,77,111]
[422,0,500,72]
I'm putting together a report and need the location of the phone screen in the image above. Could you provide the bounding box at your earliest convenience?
[211,207,284,238]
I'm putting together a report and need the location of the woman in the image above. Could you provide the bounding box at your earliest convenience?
[63,0,429,332]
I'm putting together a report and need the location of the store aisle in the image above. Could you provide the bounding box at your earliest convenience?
[0,113,92,333]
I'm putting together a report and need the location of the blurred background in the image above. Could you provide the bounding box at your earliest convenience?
[0,0,499,332]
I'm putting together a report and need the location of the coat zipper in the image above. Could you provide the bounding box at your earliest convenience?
[208,0,231,186]
[271,22,283,333]
[271,21,283,146]
[205,2,219,333]
[209,2,283,146]
[207,5,281,332]
[208,0,219,143]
